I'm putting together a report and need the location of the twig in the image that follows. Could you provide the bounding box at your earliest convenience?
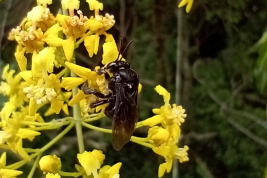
[228,118,267,147]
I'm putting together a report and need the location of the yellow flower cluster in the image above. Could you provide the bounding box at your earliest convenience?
[0,0,120,177]
[0,0,191,177]
[136,86,189,177]
[39,150,121,178]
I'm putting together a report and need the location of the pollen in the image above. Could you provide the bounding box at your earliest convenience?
[10,26,36,42]
[174,146,189,163]
[68,11,88,27]
[45,88,57,101]
[171,105,186,125]
[0,82,10,95]
[42,8,50,20]
[96,76,109,95]
[27,6,50,23]
[95,13,115,29]
[23,84,57,105]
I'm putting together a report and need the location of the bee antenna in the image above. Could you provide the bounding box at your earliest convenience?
[116,38,124,61]
[116,39,134,61]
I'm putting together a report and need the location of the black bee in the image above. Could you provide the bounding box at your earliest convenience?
[82,39,139,150]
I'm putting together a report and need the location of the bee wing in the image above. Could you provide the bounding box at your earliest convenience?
[112,82,138,151]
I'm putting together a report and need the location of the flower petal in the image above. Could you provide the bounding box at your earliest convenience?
[65,62,93,79]
[102,41,118,65]
[62,38,75,61]
[61,77,86,91]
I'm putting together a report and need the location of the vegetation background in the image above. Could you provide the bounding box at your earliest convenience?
[1,0,267,178]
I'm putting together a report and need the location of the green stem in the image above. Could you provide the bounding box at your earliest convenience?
[57,68,68,78]
[130,138,153,148]
[24,148,40,153]
[83,112,105,123]
[21,118,72,127]
[6,122,75,169]
[71,70,85,153]
[59,170,82,177]
[75,31,93,48]
[82,122,112,134]
[27,154,41,178]
[131,136,148,142]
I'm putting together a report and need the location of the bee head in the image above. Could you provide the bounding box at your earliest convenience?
[107,61,130,73]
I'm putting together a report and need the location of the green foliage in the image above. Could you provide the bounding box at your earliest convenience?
[252,31,267,96]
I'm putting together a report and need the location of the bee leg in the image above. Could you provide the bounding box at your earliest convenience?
[82,83,111,98]
[97,68,110,80]
[90,99,109,108]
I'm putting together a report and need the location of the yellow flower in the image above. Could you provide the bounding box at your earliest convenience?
[77,150,105,177]
[17,128,41,141]
[86,0,103,11]
[10,9,56,52]
[147,126,169,146]
[61,62,93,89]
[46,173,61,178]
[42,25,64,47]
[154,85,170,105]
[136,85,188,177]
[39,155,62,174]
[56,11,88,39]
[61,62,109,109]
[153,104,186,127]
[26,4,56,31]
[37,0,52,6]
[9,14,58,70]
[32,47,55,74]
[0,65,28,108]
[14,45,27,71]
[85,19,103,32]
[0,107,41,159]
[56,11,90,60]
[21,72,65,115]
[178,0,194,13]
[45,92,71,116]
[61,0,80,11]
[84,34,100,57]
[102,41,119,65]
[138,85,186,138]
[27,6,48,23]
[153,142,189,177]
[0,168,23,178]
[137,115,163,128]
[99,162,122,178]
[84,14,115,33]
[151,85,186,140]
[0,153,23,178]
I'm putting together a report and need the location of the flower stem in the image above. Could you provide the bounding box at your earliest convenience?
[6,122,75,169]
[27,154,41,178]
[83,112,105,123]
[21,117,72,127]
[82,122,112,134]
[71,70,85,153]
[130,137,153,148]
[59,170,82,177]
[131,136,148,142]
[75,31,93,47]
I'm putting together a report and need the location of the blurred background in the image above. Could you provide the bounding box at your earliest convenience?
[1,0,267,178]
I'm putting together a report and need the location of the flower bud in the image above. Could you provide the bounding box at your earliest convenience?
[39,155,61,173]
[148,126,169,146]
